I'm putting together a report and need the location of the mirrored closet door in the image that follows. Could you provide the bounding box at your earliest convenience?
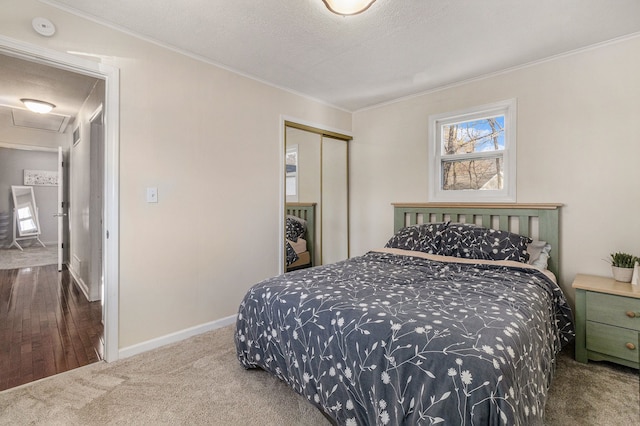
[284,122,350,271]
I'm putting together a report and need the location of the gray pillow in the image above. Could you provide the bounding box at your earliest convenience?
[384,222,449,254]
[441,223,532,263]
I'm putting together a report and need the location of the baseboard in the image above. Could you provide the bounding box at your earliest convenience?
[118,314,237,360]
[69,256,100,302]
[68,265,90,301]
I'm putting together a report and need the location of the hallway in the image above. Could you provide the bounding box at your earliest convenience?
[0,264,103,391]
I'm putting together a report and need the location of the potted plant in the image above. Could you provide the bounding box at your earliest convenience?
[608,252,638,282]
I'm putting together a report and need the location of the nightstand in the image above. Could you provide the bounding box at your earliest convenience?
[572,273,640,369]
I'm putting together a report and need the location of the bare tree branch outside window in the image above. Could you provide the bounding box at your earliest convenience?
[441,117,505,191]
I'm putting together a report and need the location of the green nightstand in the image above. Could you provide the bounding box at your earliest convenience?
[572,273,640,369]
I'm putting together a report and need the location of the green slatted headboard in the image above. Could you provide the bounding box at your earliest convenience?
[286,202,316,268]
[392,203,563,280]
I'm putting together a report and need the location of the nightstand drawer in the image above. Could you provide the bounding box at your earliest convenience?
[586,321,639,363]
[586,292,640,331]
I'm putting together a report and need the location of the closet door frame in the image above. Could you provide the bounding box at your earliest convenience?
[279,116,352,274]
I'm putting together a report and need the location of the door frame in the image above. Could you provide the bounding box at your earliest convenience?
[0,35,120,362]
[89,105,104,303]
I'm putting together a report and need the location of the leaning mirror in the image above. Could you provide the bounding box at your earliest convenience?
[12,185,40,236]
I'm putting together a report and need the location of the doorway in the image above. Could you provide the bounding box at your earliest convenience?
[0,36,120,377]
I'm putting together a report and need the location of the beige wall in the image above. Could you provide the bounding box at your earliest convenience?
[6,0,637,349]
[1,0,351,348]
[351,35,640,307]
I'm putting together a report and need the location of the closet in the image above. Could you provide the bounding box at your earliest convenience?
[284,122,350,268]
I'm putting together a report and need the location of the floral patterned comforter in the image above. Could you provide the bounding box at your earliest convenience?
[235,249,574,425]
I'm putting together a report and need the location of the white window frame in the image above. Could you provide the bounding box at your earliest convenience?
[428,98,517,203]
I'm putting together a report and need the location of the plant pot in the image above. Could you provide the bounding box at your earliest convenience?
[612,266,634,283]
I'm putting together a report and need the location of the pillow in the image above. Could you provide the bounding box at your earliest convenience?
[286,216,307,242]
[526,240,547,265]
[483,228,532,263]
[285,240,299,266]
[440,223,532,263]
[384,222,449,254]
[287,214,307,226]
[440,223,489,259]
[530,242,551,269]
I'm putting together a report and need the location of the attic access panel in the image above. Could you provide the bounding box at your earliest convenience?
[11,107,71,133]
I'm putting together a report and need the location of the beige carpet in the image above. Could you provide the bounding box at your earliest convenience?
[0,245,57,270]
[0,325,637,425]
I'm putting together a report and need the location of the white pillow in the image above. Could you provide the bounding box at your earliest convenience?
[528,241,551,269]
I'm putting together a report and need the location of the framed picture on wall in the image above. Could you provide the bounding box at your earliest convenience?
[24,169,58,186]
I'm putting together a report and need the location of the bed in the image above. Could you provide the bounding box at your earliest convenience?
[237,203,574,425]
[286,203,316,272]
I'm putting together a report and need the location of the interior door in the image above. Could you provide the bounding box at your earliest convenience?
[57,146,63,271]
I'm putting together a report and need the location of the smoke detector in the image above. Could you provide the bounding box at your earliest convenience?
[32,17,56,37]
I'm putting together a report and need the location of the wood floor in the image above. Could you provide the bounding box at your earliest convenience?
[0,264,103,392]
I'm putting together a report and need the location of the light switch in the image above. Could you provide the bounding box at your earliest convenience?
[146,187,158,203]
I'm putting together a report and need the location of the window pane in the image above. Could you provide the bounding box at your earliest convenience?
[441,116,505,155]
[19,218,37,233]
[286,176,297,196]
[17,206,32,219]
[442,157,504,190]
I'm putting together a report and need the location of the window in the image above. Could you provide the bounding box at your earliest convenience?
[17,205,37,234]
[428,99,516,202]
[285,145,298,201]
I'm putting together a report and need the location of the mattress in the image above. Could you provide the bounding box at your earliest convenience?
[236,248,574,425]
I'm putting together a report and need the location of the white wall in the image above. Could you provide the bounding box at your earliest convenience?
[69,80,104,301]
[351,35,640,307]
[0,147,58,245]
[1,0,351,349]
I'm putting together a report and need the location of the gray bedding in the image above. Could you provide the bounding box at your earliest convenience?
[235,249,574,425]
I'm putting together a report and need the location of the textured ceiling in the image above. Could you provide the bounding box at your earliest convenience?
[0,54,98,117]
[0,54,99,132]
[30,0,640,111]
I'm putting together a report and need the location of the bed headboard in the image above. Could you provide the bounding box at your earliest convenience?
[392,203,563,280]
[286,202,316,267]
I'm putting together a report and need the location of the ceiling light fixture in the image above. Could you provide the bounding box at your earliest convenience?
[323,0,376,16]
[20,98,56,114]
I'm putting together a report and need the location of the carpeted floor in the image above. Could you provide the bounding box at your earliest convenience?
[0,245,57,270]
[0,325,638,425]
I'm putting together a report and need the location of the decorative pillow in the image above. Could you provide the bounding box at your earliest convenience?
[285,240,299,266]
[384,222,449,254]
[286,216,307,242]
[441,223,532,263]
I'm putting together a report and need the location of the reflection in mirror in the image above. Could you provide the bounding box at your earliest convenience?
[284,122,350,271]
[286,145,298,201]
[9,185,44,250]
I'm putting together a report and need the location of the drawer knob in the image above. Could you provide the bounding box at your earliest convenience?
[626,342,636,350]
[625,311,638,318]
